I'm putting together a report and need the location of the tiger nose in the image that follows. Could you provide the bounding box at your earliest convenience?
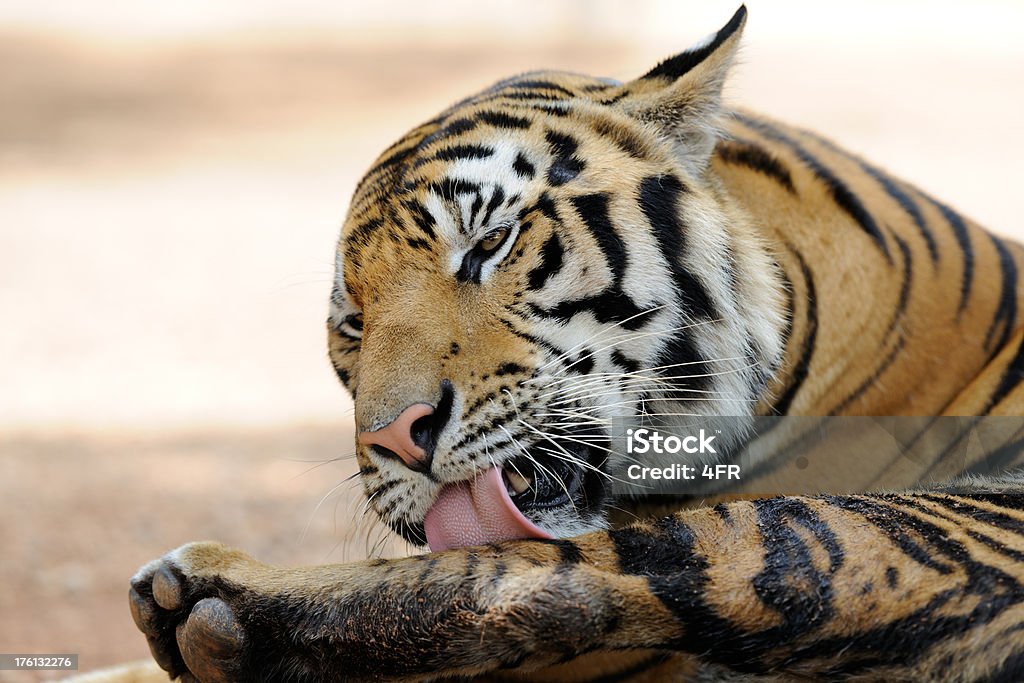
[358,403,437,472]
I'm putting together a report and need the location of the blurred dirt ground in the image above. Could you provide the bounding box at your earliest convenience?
[0,425,417,682]
[2,2,1023,680]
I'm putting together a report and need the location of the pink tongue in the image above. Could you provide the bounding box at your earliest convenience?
[423,467,552,552]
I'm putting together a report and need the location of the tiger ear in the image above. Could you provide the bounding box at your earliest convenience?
[613,6,747,172]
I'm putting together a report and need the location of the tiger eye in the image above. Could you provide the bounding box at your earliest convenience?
[479,227,509,252]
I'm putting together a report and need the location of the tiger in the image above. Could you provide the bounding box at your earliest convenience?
[126,6,1024,682]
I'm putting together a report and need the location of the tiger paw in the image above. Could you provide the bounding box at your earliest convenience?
[129,543,253,683]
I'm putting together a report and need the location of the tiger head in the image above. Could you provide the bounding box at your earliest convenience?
[328,6,786,549]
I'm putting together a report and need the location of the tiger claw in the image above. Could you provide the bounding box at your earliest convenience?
[130,546,251,682]
[177,598,248,683]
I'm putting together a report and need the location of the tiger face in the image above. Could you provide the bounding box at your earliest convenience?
[328,8,786,548]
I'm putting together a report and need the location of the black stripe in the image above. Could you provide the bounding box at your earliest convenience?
[497,314,568,360]
[464,437,512,459]
[567,350,595,375]
[391,519,427,546]
[368,477,401,499]
[545,129,585,186]
[806,131,938,263]
[476,110,532,130]
[417,557,440,584]
[528,538,583,564]
[610,349,641,373]
[736,114,892,263]
[636,173,716,395]
[894,496,1024,566]
[504,80,576,97]
[828,496,954,574]
[430,178,480,210]
[462,552,479,579]
[545,129,579,159]
[485,89,570,103]
[527,189,650,327]
[886,566,899,588]
[353,144,417,196]
[986,336,1024,413]
[919,495,1024,536]
[961,494,1024,513]
[612,495,1024,675]
[887,233,914,337]
[401,199,437,240]
[520,192,560,224]
[451,409,524,450]
[649,333,711,395]
[417,117,476,149]
[347,217,383,244]
[494,362,527,377]
[467,193,484,229]
[924,196,974,315]
[609,508,834,672]
[985,235,1018,354]
[590,118,650,159]
[716,139,796,193]
[803,497,1024,676]
[807,587,989,677]
[770,247,817,416]
[534,290,649,331]
[638,174,716,320]
[597,91,629,106]
[750,498,841,633]
[431,144,495,163]
[713,502,732,522]
[480,186,505,229]
[864,165,938,262]
[363,144,416,177]
[534,103,572,117]
[610,516,701,576]
[512,152,536,179]
[570,193,626,285]
[642,6,746,81]
[527,232,565,291]
[831,335,905,414]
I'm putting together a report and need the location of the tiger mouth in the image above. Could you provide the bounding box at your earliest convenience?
[501,453,586,512]
[421,442,603,552]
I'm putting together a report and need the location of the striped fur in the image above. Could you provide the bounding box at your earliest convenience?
[129,6,1024,682]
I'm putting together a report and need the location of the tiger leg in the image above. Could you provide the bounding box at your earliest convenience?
[130,489,1024,682]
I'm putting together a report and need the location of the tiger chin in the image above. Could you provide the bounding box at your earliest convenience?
[126,6,1024,683]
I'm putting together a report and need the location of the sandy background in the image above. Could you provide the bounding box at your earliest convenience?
[2,0,1023,679]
